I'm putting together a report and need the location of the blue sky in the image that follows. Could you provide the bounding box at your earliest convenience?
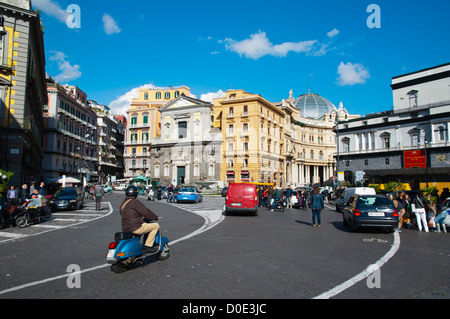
[33,0,450,117]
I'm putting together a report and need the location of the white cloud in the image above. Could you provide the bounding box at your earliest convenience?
[32,0,69,23]
[102,13,121,35]
[327,28,340,38]
[336,62,370,86]
[109,84,156,116]
[200,90,226,103]
[224,31,317,60]
[49,51,82,83]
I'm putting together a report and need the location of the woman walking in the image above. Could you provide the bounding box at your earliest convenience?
[310,187,324,227]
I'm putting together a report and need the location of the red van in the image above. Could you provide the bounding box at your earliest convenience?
[225,183,258,216]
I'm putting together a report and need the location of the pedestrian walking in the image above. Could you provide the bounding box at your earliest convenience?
[310,187,324,227]
[391,192,405,232]
[411,191,429,232]
[94,183,104,210]
[285,185,293,209]
[167,184,175,203]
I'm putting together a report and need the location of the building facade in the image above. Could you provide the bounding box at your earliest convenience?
[89,100,123,184]
[0,0,47,185]
[43,78,98,184]
[124,85,192,178]
[211,89,355,188]
[212,89,287,186]
[336,62,450,190]
[149,94,222,186]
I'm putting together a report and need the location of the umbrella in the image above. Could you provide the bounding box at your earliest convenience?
[51,176,81,184]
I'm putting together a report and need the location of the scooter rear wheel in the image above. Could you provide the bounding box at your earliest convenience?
[16,214,30,228]
[111,262,128,273]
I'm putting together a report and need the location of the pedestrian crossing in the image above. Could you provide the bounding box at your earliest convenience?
[0,201,112,243]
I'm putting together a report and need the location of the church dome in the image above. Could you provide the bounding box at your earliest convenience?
[293,91,337,119]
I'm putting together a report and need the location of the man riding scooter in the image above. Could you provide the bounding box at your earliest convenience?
[121,186,160,253]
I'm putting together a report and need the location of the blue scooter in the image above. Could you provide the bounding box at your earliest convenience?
[106,224,170,273]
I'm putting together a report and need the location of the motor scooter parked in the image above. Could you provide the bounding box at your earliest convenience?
[106,224,169,273]
[0,199,44,228]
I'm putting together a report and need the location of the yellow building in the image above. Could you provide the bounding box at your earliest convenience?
[212,89,286,185]
[124,85,191,178]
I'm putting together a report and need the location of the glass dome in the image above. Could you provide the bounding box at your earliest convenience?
[294,91,337,119]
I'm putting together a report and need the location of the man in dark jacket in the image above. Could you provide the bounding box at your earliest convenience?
[121,186,160,253]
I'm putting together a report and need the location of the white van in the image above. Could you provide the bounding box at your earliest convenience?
[335,187,376,212]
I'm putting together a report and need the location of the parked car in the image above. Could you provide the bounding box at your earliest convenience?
[48,187,84,211]
[177,187,203,203]
[336,187,376,212]
[225,183,258,216]
[342,194,399,232]
[114,184,127,191]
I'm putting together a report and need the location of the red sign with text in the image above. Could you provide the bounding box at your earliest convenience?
[404,150,426,169]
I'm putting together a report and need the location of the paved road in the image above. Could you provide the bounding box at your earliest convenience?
[0,193,448,301]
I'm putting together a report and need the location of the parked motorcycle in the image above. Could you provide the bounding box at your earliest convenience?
[106,224,169,273]
[0,199,44,228]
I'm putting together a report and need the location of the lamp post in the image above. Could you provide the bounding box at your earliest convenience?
[330,110,340,189]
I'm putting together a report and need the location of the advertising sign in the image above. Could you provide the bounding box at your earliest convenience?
[404,150,426,169]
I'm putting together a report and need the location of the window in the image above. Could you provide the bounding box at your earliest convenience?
[154,165,160,177]
[165,92,170,99]
[194,164,199,177]
[409,128,421,146]
[228,124,234,133]
[208,164,214,176]
[178,121,187,138]
[164,165,169,176]
[407,90,418,108]
[380,132,391,149]
[143,115,148,124]
[243,123,248,132]
[342,137,350,152]
[142,132,149,142]
[175,91,180,98]
[436,125,447,141]
[143,159,147,167]
[131,117,137,125]
[156,92,161,99]
[144,93,148,100]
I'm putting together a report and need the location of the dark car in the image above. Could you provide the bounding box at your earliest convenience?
[343,194,399,232]
[48,187,84,211]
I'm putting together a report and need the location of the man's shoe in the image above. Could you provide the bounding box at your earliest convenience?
[143,245,158,254]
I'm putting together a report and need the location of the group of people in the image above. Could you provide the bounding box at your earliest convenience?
[4,181,47,204]
[388,188,449,233]
[256,185,325,227]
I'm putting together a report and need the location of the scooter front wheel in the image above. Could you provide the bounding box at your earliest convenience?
[158,243,170,260]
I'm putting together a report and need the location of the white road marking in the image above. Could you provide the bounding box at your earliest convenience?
[313,231,401,299]
[0,203,225,296]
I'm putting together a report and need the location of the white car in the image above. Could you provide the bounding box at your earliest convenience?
[336,187,376,212]
[115,184,127,191]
